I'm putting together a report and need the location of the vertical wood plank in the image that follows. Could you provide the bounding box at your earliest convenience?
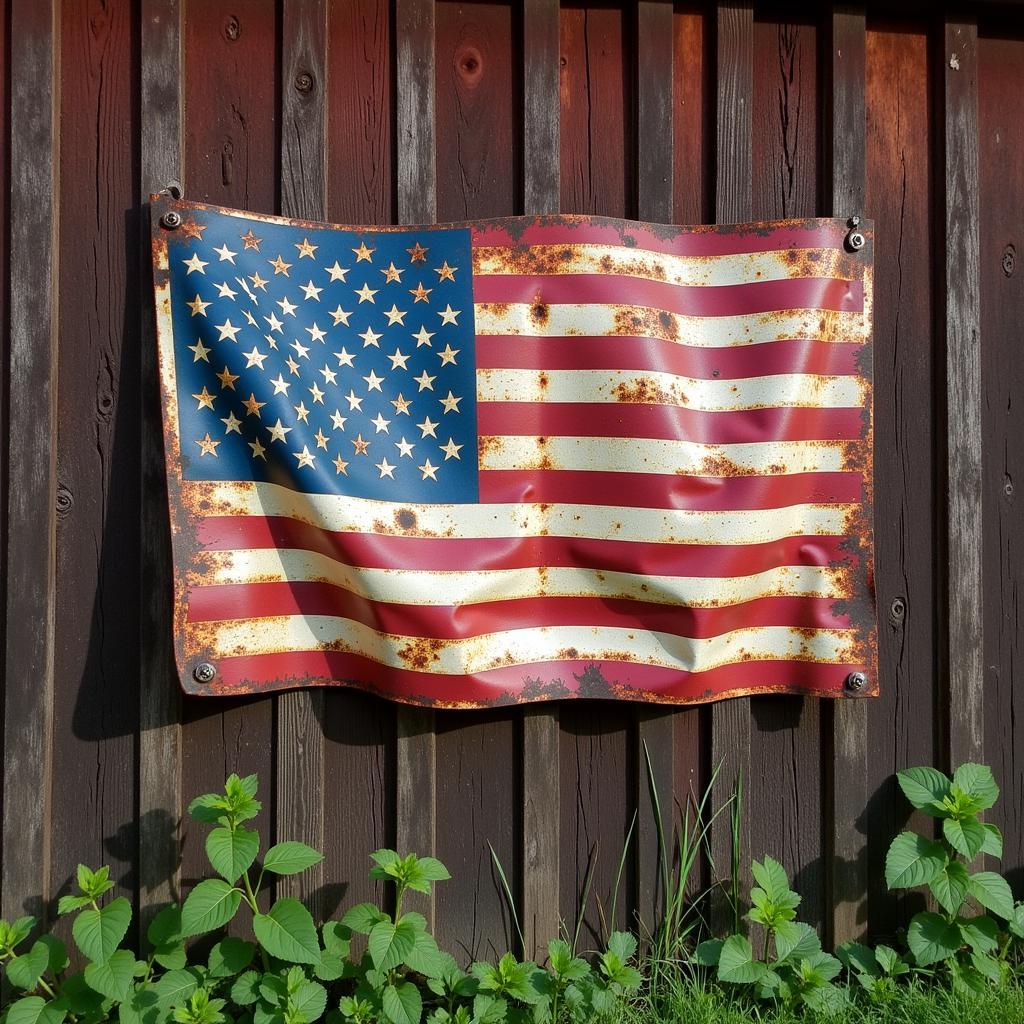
[3,0,59,922]
[710,0,753,925]
[277,0,328,917]
[139,0,183,919]
[826,4,868,946]
[394,0,437,928]
[520,0,561,962]
[634,0,675,936]
[944,18,983,772]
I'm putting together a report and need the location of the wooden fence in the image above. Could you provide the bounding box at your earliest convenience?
[2,0,1023,959]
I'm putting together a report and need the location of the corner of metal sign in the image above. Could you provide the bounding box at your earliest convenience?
[192,661,217,685]
[844,670,869,694]
[844,215,866,253]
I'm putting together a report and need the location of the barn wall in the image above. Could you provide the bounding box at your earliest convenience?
[2,0,1022,956]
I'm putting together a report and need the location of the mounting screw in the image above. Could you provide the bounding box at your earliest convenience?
[161,210,182,230]
[1002,246,1015,278]
[845,670,869,693]
[193,661,216,684]
[295,71,314,94]
[889,596,906,622]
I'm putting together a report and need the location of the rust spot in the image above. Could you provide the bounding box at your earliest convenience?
[612,376,677,406]
[478,435,504,458]
[537,371,549,391]
[396,636,445,672]
[559,647,579,660]
[395,508,417,530]
[530,300,549,326]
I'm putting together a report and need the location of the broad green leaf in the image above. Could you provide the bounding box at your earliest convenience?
[884,832,946,890]
[968,872,1014,920]
[6,941,51,990]
[874,945,904,975]
[230,971,262,1006]
[607,931,637,963]
[261,843,324,877]
[906,912,962,966]
[958,914,999,953]
[694,939,723,967]
[835,941,878,978]
[382,983,421,1024]
[414,858,450,883]
[339,903,388,935]
[205,827,260,885]
[943,817,987,860]
[953,764,999,811]
[152,969,200,1008]
[368,918,418,972]
[980,823,1003,858]
[180,880,241,937]
[57,896,91,916]
[72,897,132,963]
[773,922,819,965]
[751,857,791,903]
[970,951,1001,983]
[84,949,137,1002]
[896,767,952,815]
[37,936,68,976]
[806,950,843,982]
[147,905,182,947]
[929,861,970,915]
[252,899,320,965]
[1009,903,1024,939]
[313,949,345,983]
[717,934,766,985]
[187,794,230,825]
[802,984,848,1016]
[289,981,327,1024]
[6,997,66,1024]
[951,962,987,996]
[52,974,104,1017]
[403,930,443,978]
[207,936,254,977]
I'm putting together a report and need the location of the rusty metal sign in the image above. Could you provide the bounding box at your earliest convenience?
[150,196,876,707]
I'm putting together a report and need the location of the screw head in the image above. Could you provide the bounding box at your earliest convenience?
[161,210,182,230]
[193,661,216,684]
[847,230,866,252]
[295,72,314,93]
[845,670,869,692]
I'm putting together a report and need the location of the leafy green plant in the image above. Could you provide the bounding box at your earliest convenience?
[694,857,846,1014]
[883,763,1024,992]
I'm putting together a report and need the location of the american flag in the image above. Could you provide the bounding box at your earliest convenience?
[152,200,876,706]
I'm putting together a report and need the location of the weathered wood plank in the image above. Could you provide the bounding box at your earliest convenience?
[944,18,983,772]
[864,22,939,939]
[394,0,437,929]
[977,29,1024,892]
[178,0,277,921]
[826,5,868,947]
[634,0,675,938]
[710,0,753,929]
[51,0,138,933]
[3,0,59,923]
[519,0,561,959]
[277,0,328,918]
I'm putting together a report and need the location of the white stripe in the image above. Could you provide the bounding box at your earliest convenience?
[476,368,866,411]
[196,551,847,606]
[187,480,856,545]
[473,303,866,346]
[478,435,850,475]
[472,244,856,287]
[189,618,860,675]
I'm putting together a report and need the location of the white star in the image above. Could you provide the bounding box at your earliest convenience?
[216,319,241,342]
[437,343,459,366]
[214,243,237,263]
[355,282,377,303]
[183,253,208,274]
[248,437,267,460]
[330,409,347,431]
[375,457,397,479]
[293,446,316,469]
[188,339,211,362]
[334,347,356,367]
[285,355,301,376]
[221,411,242,434]
[359,326,382,348]
[437,304,461,325]
[309,382,325,404]
[300,280,323,301]
[306,323,326,343]
[325,261,348,282]
[363,370,385,392]
[215,281,237,299]
[187,294,210,317]
[345,389,363,411]
[294,401,310,423]
[417,416,439,438]
[439,391,462,414]
[414,370,436,391]
[270,374,290,395]
[395,437,415,458]
[418,459,439,481]
[243,346,267,369]
[391,393,412,415]
[329,305,352,326]
[388,348,410,371]
[383,304,407,326]
[290,338,310,360]
[264,312,284,334]
[440,437,463,460]
[319,364,338,385]
[277,296,298,317]
[267,419,292,444]
[412,325,435,348]
[370,412,391,434]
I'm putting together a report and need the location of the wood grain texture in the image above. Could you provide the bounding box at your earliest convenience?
[826,6,868,947]
[672,7,710,226]
[943,18,984,772]
[520,0,561,961]
[978,29,1024,899]
[394,0,437,927]
[3,0,58,923]
[52,0,138,934]
[323,0,395,917]
[750,12,824,931]
[522,0,560,216]
[179,0,277,920]
[865,22,940,939]
[634,0,676,938]
[710,0,753,928]
[139,0,183,922]
[277,0,329,917]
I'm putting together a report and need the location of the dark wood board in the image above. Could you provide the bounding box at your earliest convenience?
[863,20,940,939]
[978,29,1024,892]
[51,0,138,943]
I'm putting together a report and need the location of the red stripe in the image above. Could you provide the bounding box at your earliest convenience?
[188,585,850,638]
[196,516,854,576]
[473,275,862,316]
[470,220,851,257]
[475,336,864,379]
[478,470,862,509]
[209,648,864,702]
[476,403,865,444]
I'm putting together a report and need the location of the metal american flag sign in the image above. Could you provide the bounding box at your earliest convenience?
[150,197,876,707]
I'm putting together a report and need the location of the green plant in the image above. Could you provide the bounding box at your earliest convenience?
[694,857,846,1014]
[883,763,1024,991]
